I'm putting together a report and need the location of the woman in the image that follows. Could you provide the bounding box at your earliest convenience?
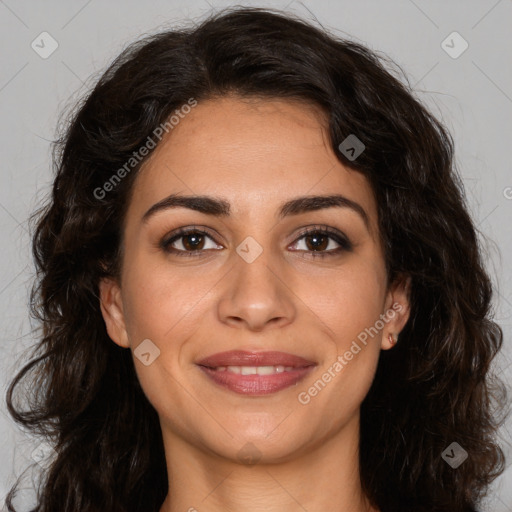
[5,6,506,512]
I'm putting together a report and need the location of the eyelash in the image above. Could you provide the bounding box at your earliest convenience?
[160,225,353,259]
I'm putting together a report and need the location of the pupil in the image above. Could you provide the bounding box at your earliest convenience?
[184,233,203,250]
[307,234,327,251]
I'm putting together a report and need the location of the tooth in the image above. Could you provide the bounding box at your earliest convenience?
[256,366,275,375]
[221,365,296,374]
[241,366,257,375]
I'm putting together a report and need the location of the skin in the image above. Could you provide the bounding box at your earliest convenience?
[99,95,410,512]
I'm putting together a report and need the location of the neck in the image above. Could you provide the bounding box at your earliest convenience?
[159,413,378,512]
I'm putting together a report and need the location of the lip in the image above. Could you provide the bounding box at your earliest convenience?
[196,350,316,396]
[196,350,315,368]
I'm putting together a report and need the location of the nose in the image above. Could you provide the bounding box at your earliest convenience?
[216,247,296,332]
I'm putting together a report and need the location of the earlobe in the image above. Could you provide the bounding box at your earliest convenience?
[387,333,398,346]
[98,277,130,349]
[382,274,412,350]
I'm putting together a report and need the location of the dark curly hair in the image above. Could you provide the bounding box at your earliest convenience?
[4,6,507,512]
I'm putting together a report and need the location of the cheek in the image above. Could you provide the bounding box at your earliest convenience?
[316,260,386,408]
[119,260,205,422]
[306,260,386,345]
[120,251,208,343]
[302,278,384,419]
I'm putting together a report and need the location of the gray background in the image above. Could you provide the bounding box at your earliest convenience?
[0,0,511,510]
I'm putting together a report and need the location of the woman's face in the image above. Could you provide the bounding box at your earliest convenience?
[100,95,410,463]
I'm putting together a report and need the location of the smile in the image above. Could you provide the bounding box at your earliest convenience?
[196,350,316,395]
[212,365,296,374]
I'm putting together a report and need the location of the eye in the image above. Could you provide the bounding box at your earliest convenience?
[160,227,223,257]
[289,226,352,258]
[160,225,352,258]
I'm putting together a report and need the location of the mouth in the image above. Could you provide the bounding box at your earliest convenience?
[196,350,316,396]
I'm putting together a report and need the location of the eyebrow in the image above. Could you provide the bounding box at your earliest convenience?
[142,193,370,230]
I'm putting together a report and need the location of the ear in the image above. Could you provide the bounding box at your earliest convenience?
[98,277,130,349]
[381,274,411,350]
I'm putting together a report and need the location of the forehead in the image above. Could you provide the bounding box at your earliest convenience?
[127,95,378,231]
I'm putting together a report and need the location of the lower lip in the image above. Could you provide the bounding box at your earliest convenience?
[198,366,315,395]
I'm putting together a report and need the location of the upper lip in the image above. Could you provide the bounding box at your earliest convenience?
[196,350,316,368]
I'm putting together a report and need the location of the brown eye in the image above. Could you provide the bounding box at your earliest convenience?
[289,226,353,258]
[303,232,330,251]
[161,228,223,256]
[181,232,206,251]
